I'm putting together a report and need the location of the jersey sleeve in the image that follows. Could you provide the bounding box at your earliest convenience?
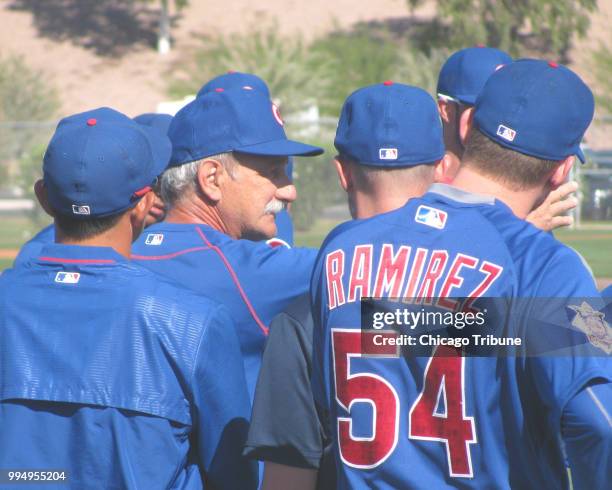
[191,305,257,489]
[561,381,612,490]
[244,295,326,469]
[525,246,612,429]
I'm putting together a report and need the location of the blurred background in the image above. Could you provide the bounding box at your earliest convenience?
[0,0,610,286]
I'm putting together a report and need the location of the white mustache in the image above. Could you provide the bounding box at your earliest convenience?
[264,199,287,215]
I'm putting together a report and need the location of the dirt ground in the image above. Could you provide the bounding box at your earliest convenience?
[0,0,610,145]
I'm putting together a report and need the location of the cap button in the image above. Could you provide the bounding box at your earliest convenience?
[383,80,393,86]
[548,61,559,68]
[86,118,97,126]
[215,88,224,92]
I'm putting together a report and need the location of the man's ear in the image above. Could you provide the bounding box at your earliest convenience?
[549,156,575,188]
[437,99,454,124]
[130,191,156,242]
[334,157,353,192]
[34,179,55,217]
[196,159,226,203]
[459,106,475,146]
[433,153,460,184]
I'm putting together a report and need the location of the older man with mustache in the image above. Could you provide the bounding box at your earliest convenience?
[131,87,323,403]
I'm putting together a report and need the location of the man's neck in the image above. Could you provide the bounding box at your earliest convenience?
[165,200,230,235]
[55,220,132,258]
[354,184,427,220]
[450,166,541,218]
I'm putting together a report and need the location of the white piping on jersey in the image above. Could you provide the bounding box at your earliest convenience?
[428,183,495,205]
[586,386,612,427]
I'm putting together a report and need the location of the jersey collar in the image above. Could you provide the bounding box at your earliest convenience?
[37,244,128,265]
[426,183,496,205]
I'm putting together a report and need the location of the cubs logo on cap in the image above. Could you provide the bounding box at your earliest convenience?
[272,103,284,126]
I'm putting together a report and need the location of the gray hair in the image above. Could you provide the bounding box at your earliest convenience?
[160,152,236,208]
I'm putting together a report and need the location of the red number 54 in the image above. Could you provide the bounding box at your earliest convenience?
[332,329,477,477]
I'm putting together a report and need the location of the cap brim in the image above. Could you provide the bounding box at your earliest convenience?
[577,146,586,164]
[235,139,324,157]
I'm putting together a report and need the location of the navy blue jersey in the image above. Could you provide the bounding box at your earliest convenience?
[311,184,610,489]
[131,223,317,399]
[0,244,256,489]
[245,295,336,489]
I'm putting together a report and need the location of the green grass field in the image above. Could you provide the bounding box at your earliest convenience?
[1,216,611,282]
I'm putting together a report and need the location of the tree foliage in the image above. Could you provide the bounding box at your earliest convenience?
[309,29,401,116]
[0,54,59,195]
[168,23,331,114]
[408,0,597,57]
[592,43,612,113]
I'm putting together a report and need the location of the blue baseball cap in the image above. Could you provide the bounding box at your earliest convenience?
[474,59,594,163]
[334,81,445,167]
[169,88,323,166]
[133,113,173,134]
[437,46,513,105]
[44,107,172,218]
[197,71,270,98]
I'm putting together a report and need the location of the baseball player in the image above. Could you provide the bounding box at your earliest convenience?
[311,62,610,489]
[437,46,580,231]
[12,112,174,266]
[198,71,295,246]
[0,107,256,489]
[130,88,323,403]
[244,49,591,489]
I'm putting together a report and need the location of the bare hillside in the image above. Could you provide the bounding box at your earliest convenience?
[0,0,610,149]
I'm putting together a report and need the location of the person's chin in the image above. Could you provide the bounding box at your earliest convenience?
[244,219,277,241]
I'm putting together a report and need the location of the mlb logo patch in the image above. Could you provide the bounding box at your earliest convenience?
[415,205,447,230]
[145,233,164,246]
[379,148,398,160]
[72,204,91,215]
[55,272,80,284]
[496,124,516,142]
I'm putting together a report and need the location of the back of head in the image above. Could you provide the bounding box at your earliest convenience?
[43,107,171,240]
[335,81,445,193]
[437,46,513,105]
[464,59,594,190]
